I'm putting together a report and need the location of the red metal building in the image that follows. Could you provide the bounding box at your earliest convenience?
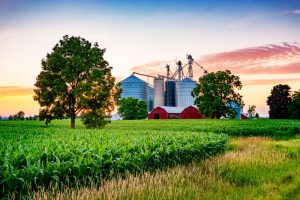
[180,106,203,119]
[148,106,185,119]
[241,113,249,120]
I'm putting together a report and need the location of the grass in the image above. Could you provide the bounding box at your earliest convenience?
[34,137,300,200]
[1,119,300,199]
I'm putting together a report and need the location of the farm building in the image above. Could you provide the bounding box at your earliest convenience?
[148,106,185,119]
[120,75,153,112]
[148,106,203,119]
[241,113,249,119]
[180,106,203,119]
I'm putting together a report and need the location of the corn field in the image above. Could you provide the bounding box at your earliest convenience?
[0,121,228,197]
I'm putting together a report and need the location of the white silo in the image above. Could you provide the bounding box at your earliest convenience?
[154,78,165,108]
[176,77,196,108]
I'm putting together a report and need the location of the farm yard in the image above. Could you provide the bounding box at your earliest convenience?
[1,119,300,199]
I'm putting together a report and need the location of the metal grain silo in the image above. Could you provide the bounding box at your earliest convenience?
[227,101,242,119]
[147,85,154,111]
[120,75,148,102]
[165,80,176,107]
[154,78,165,108]
[176,78,196,108]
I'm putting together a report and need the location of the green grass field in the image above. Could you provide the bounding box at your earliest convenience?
[1,119,300,199]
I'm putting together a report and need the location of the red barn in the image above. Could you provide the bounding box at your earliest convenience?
[148,106,185,119]
[180,106,203,119]
[241,113,249,120]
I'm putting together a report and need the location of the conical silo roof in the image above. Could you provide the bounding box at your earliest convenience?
[121,75,146,83]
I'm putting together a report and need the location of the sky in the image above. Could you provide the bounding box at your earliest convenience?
[0,0,300,117]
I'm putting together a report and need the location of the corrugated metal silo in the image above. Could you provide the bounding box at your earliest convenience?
[147,85,154,111]
[154,78,165,108]
[228,101,242,119]
[176,77,196,108]
[120,75,148,102]
[165,80,176,107]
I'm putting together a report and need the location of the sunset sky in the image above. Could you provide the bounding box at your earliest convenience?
[0,0,300,117]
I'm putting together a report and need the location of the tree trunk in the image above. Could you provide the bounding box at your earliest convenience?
[69,93,76,129]
[71,115,75,129]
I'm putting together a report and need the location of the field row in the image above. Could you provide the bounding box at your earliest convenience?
[35,137,300,200]
[0,124,228,196]
[105,119,300,138]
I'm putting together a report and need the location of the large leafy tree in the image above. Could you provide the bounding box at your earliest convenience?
[192,70,244,119]
[288,90,300,119]
[267,84,291,119]
[34,35,120,129]
[118,97,148,120]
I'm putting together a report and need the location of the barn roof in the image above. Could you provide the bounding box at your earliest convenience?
[182,105,199,110]
[159,106,185,113]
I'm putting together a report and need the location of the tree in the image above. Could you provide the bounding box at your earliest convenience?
[247,105,256,119]
[267,84,291,119]
[13,114,17,120]
[288,90,300,119]
[33,35,120,129]
[8,115,13,121]
[255,113,260,119]
[16,111,25,120]
[192,70,244,119]
[118,98,148,120]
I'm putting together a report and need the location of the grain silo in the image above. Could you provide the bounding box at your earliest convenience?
[227,101,242,119]
[154,78,164,108]
[147,85,154,111]
[165,80,176,107]
[120,75,148,102]
[176,77,196,108]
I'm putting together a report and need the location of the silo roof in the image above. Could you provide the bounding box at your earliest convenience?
[227,101,242,108]
[159,106,185,114]
[181,77,196,82]
[121,75,146,83]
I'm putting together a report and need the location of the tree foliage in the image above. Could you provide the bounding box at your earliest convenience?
[33,35,120,128]
[192,70,244,119]
[16,111,25,120]
[288,90,300,119]
[7,111,25,120]
[247,105,256,119]
[118,97,148,120]
[267,84,291,119]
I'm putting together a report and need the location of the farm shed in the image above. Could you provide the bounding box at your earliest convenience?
[241,113,249,120]
[180,106,203,119]
[148,106,185,119]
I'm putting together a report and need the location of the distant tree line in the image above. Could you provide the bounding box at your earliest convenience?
[267,84,300,119]
[7,111,38,121]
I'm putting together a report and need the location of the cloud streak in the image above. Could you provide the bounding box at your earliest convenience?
[244,78,300,86]
[0,86,34,97]
[293,9,300,14]
[130,42,300,85]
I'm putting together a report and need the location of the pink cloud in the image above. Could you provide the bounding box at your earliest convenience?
[130,60,170,76]
[293,9,300,14]
[130,42,300,80]
[243,78,300,86]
